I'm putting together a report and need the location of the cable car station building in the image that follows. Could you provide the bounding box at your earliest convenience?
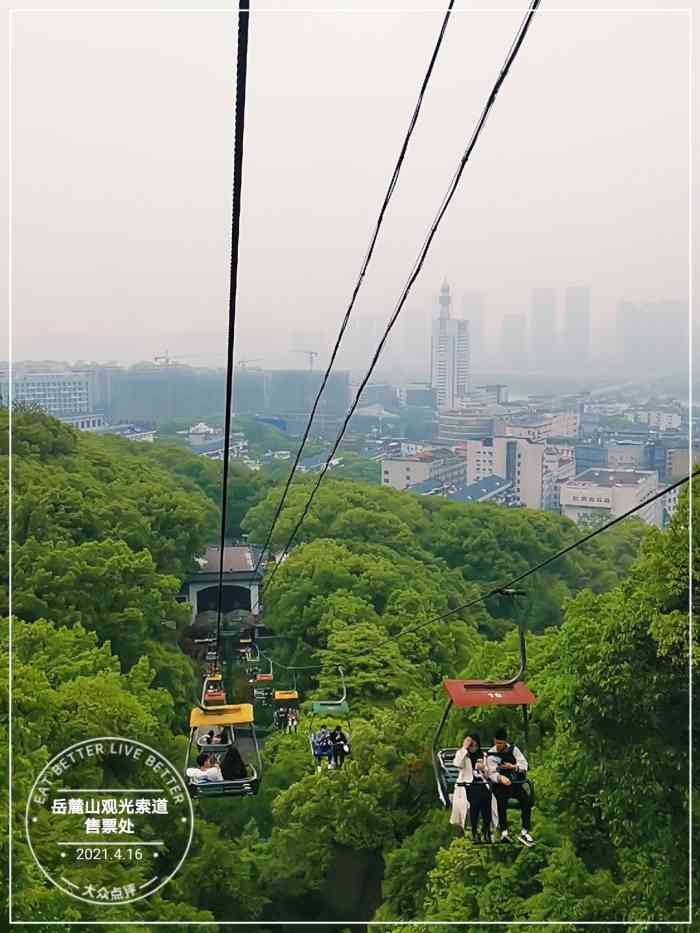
[183,545,264,622]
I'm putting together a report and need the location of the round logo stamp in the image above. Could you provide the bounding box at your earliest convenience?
[25,736,194,906]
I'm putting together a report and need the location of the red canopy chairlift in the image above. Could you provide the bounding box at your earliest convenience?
[432,620,537,810]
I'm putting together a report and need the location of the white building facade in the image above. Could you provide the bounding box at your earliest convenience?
[459,435,576,512]
[460,436,546,510]
[560,469,661,527]
[1,369,95,417]
[381,451,467,492]
[632,410,682,431]
[430,281,470,411]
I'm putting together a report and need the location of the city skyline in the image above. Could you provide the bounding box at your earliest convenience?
[5,5,691,376]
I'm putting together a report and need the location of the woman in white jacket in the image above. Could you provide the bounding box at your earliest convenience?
[449,733,493,843]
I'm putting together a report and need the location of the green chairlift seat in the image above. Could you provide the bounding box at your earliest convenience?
[311,700,349,717]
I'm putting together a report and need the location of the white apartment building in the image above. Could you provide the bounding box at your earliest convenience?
[1,369,95,417]
[187,422,224,446]
[461,436,546,509]
[460,435,576,512]
[662,484,681,526]
[632,410,682,431]
[61,412,106,432]
[381,450,467,492]
[560,469,661,527]
[542,446,576,512]
[430,281,470,411]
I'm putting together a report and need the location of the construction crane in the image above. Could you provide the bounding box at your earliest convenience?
[154,349,182,367]
[293,349,319,372]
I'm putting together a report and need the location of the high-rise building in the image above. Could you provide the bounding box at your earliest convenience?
[563,287,591,366]
[1,369,94,417]
[530,288,557,368]
[266,370,350,416]
[430,280,470,410]
[233,367,266,415]
[402,382,436,408]
[500,314,528,369]
[463,291,484,368]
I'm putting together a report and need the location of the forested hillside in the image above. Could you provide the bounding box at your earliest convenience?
[2,410,694,927]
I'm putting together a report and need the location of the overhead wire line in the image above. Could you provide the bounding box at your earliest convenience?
[252,0,456,577]
[259,470,698,670]
[259,651,322,674]
[215,0,251,665]
[263,0,542,594]
[367,469,700,653]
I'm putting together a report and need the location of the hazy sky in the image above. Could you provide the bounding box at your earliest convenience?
[3,1,694,368]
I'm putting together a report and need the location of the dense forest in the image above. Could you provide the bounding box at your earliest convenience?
[1,409,695,928]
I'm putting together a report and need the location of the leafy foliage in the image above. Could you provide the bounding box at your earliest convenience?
[5,411,694,924]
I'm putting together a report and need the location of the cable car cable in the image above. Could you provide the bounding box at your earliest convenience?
[262,0,542,593]
[257,471,696,675]
[252,0,456,576]
[214,0,251,664]
[367,468,699,652]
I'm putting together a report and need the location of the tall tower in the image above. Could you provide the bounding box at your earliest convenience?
[439,278,451,318]
[430,280,470,410]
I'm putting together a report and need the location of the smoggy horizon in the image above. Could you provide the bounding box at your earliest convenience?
[4,1,693,382]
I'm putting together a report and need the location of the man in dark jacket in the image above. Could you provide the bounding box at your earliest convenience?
[487,728,534,846]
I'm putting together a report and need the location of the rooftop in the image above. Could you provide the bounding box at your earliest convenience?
[196,545,261,575]
[354,404,400,419]
[407,478,445,495]
[450,475,511,502]
[567,468,656,488]
[507,415,550,427]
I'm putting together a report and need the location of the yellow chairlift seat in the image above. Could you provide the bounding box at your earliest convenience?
[189,704,254,728]
[185,704,261,799]
[274,690,299,705]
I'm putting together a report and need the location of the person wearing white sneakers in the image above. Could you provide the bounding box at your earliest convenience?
[487,728,534,847]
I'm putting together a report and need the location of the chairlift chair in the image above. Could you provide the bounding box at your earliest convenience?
[201,673,227,708]
[309,666,349,719]
[185,703,262,799]
[433,622,536,811]
[274,689,299,708]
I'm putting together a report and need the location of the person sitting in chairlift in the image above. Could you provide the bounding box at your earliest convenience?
[287,711,298,734]
[487,728,534,847]
[329,725,349,769]
[451,733,493,844]
[312,725,333,773]
[186,752,224,784]
[221,745,247,780]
